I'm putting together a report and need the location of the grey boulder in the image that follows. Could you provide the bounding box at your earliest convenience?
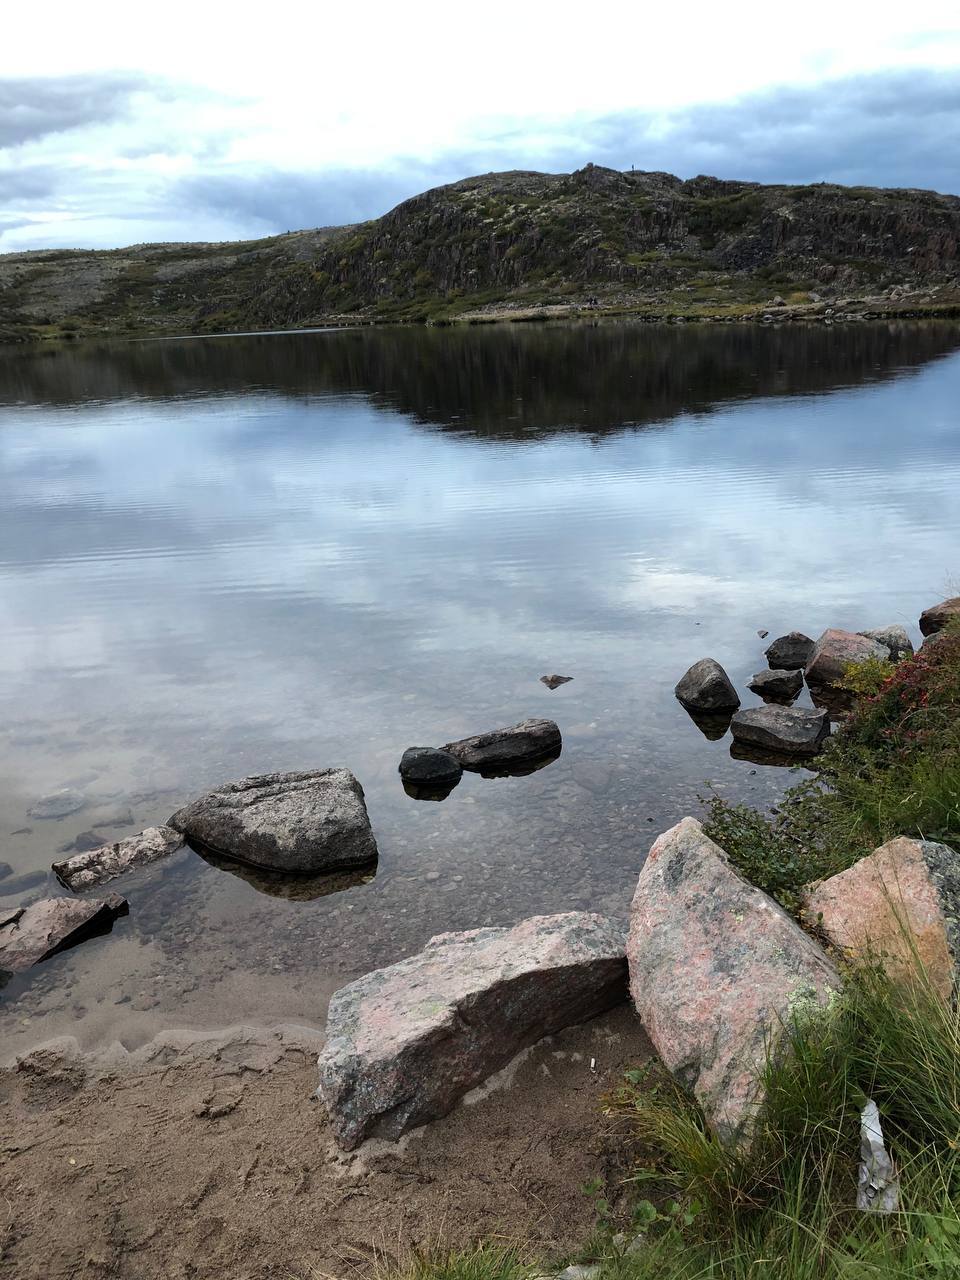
[627,818,839,1147]
[168,769,377,874]
[859,626,914,661]
[398,747,463,788]
[53,825,185,891]
[318,912,627,1149]
[0,894,128,977]
[747,668,803,701]
[731,705,829,756]
[674,659,740,713]
[764,632,815,670]
[442,719,561,773]
[919,597,960,637]
[804,629,888,689]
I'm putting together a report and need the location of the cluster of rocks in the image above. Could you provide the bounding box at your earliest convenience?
[399,718,562,799]
[317,816,959,1154]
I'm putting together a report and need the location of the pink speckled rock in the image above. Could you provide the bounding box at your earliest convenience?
[0,894,128,977]
[317,912,627,1149]
[627,818,838,1147]
[805,629,887,689]
[802,836,960,1001]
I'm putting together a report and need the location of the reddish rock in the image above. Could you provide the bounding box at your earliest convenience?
[318,912,627,1149]
[804,629,887,688]
[53,825,185,891]
[802,836,960,1000]
[919,597,960,637]
[0,894,128,976]
[627,818,838,1147]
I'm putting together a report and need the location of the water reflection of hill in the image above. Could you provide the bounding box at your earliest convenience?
[3,321,959,438]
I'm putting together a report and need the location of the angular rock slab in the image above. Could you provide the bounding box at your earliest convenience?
[747,668,803,702]
[169,769,377,874]
[318,912,628,1149]
[805,629,887,689]
[920,596,960,637]
[0,894,128,977]
[730,705,829,756]
[764,631,815,671]
[802,836,960,1001]
[442,719,561,773]
[53,825,185,891]
[859,626,914,662]
[674,659,740,713]
[627,818,839,1147]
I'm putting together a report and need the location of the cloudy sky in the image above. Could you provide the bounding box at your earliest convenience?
[2,0,960,252]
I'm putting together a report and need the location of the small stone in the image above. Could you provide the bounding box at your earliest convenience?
[805,629,887,689]
[919,597,960,637]
[757,629,769,639]
[764,632,815,670]
[27,789,86,820]
[747,668,804,702]
[540,674,574,689]
[0,862,12,881]
[730,706,829,756]
[674,659,740,713]
[398,748,463,788]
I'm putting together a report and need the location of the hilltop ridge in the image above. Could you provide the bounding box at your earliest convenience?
[2,165,960,341]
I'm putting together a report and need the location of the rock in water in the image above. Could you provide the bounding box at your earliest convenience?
[318,912,628,1149]
[747,668,804,701]
[764,632,815,670]
[859,626,914,661]
[730,705,829,756]
[919,597,960,636]
[674,659,740,713]
[0,894,128,976]
[804,629,888,689]
[540,674,574,689]
[627,818,838,1147]
[168,770,377,874]
[398,747,463,788]
[442,719,561,772]
[52,826,185,891]
[801,836,960,1001]
[27,788,86,820]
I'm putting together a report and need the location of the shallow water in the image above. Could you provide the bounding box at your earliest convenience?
[1,320,959,1057]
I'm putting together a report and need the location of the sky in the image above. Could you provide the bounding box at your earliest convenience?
[2,0,960,252]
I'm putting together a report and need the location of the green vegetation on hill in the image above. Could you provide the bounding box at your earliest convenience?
[3,167,960,341]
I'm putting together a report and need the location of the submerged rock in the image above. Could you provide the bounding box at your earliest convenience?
[398,747,463,788]
[802,836,960,1001]
[919,596,960,636]
[53,826,185,891]
[168,769,378,874]
[0,894,128,978]
[627,818,839,1147]
[318,911,627,1149]
[804,629,887,689]
[27,789,86,820]
[747,668,803,702]
[730,705,829,756]
[859,626,914,661]
[764,631,814,670]
[674,659,740,713]
[442,719,561,774]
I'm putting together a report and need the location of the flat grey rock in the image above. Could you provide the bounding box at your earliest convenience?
[764,632,814,670]
[53,825,185,891]
[28,789,86,820]
[674,659,740,713]
[168,769,377,874]
[442,719,561,772]
[0,894,127,976]
[730,705,829,755]
[398,747,463,788]
[747,668,803,701]
[859,626,914,661]
[318,912,627,1149]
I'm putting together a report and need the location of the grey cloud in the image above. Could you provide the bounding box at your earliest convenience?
[0,72,152,148]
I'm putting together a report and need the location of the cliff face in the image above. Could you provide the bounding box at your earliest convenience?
[2,166,959,340]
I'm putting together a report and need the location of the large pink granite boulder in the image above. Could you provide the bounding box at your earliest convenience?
[802,836,960,1001]
[805,629,888,689]
[627,818,838,1147]
[0,894,127,977]
[317,912,627,1149]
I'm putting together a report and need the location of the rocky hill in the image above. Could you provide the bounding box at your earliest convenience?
[2,166,960,341]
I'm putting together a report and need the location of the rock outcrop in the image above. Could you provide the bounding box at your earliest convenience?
[318,912,627,1148]
[168,770,377,874]
[919,597,960,637]
[764,632,815,670]
[442,719,561,774]
[53,826,185,891]
[859,626,914,661]
[674,659,740,713]
[627,818,839,1146]
[747,668,803,701]
[802,836,960,1000]
[804,629,888,688]
[730,705,829,756]
[0,894,128,977]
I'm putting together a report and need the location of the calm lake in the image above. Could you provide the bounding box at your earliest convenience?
[2,320,960,1056]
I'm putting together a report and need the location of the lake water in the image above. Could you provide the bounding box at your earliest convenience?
[2,320,960,1058]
